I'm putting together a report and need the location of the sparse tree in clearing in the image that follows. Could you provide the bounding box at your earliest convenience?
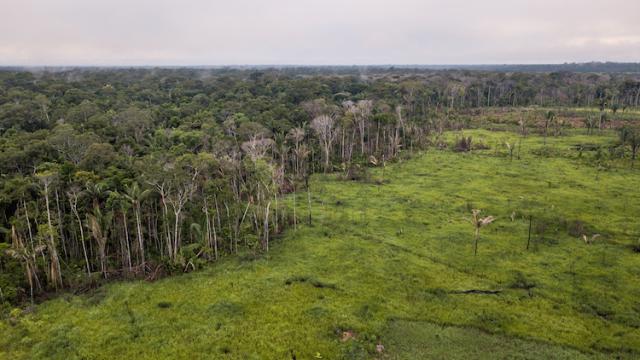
[470,209,496,256]
[619,126,640,167]
[543,111,555,145]
[553,117,565,137]
[518,114,527,137]
[599,111,608,130]
[611,103,620,114]
[505,141,514,161]
[584,115,597,135]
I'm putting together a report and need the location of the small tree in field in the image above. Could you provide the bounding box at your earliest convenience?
[619,126,640,167]
[543,111,555,145]
[518,112,528,136]
[504,141,514,161]
[470,209,495,255]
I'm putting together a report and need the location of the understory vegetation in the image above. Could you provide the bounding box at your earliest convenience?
[1,68,640,358]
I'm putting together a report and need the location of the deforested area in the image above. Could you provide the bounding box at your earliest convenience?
[2,0,640,358]
[1,67,640,359]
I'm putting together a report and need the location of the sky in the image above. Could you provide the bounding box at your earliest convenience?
[1,0,639,66]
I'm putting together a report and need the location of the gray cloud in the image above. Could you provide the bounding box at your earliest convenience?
[1,0,638,65]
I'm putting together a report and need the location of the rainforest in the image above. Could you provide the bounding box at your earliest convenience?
[1,66,640,359]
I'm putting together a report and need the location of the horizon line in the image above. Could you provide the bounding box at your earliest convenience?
[1,61,639,68]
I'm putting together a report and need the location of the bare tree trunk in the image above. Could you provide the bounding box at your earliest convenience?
[204,199,212,257]
[122,211,132,273]
[526,216,532,250]
[173,209,181,260]
[224,201,233,253]
[292,182,297,230]
[54,189,67,260]
[264,202,271,251]
[70,202,91,276]
[238,202,251,253]
[160,193,172,259]
[211,208,218,260]
[306,176,312,226]
[213,195,221,259]
[23,199,35,251]
[274,193,278,234]
[134,206,145,272]
[204,197,218,260]
[43,182,63,289]
[474,228,480,256]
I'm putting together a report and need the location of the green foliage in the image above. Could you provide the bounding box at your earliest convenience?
[1,68,640,358]
[2,130,639,358]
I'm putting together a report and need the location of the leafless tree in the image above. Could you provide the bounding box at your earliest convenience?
[241,136,275,161]
[311,115,337,172]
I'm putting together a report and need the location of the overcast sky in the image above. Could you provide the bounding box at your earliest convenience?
[1,0,639,66]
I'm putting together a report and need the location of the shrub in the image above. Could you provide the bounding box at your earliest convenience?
[157,301,172,309]
[340,163,370,181]
[508,271,536,291]
[453,136,473,152]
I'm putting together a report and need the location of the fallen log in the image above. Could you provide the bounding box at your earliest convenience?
[449,289,502,295]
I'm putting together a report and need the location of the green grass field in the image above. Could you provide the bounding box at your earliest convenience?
[2,130,639,359]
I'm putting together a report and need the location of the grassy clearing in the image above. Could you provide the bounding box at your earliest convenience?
[2,130,639,359]
[382,319,598,359]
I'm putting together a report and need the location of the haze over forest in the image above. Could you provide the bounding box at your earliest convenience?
[1,0,639,66]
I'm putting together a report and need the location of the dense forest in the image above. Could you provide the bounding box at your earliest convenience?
[1,67,640,307]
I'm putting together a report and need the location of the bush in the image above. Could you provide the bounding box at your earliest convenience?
[453,136,473,152]
[567,220,586,238]
[340,163,370,181]
[508,271,536,291]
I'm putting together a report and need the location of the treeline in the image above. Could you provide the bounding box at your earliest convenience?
[0,69,437,305]
[1,68,640,135]
[397,62,640,74]
[0,68,638,305]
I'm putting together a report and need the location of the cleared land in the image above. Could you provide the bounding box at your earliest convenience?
[2,130,639,359]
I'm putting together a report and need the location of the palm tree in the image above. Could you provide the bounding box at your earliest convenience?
[107,191,133,273]
[123,182,151,272]
[7,225,44,302]
[87,206,112,278]
[36,168,63,289]
[67,186,91,276]
[470,209,496,255]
